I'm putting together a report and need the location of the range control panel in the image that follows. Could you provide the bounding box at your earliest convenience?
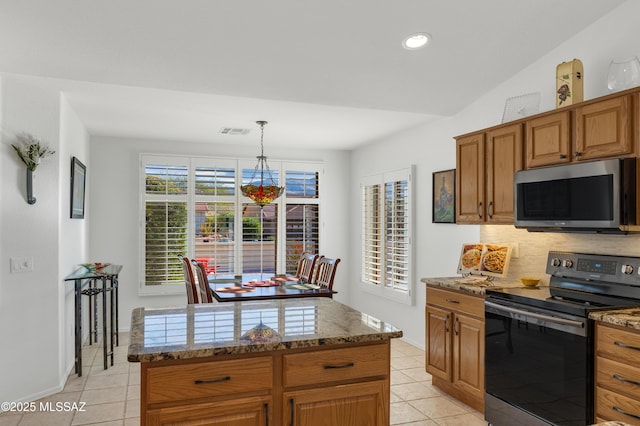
[547,251,640,285]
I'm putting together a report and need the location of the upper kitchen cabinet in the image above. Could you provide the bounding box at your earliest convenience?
[525,92,636,168]
[456,133,484,224]
[525,111,571,168]
[456,124,522,224]
[574,95,633,161]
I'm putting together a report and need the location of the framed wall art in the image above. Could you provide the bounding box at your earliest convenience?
[432,169,455,223]
[70,156,86,219]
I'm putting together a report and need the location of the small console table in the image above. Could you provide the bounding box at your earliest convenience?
[64,264,122,376]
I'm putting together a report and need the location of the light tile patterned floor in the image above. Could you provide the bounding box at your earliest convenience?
[0,336,485,425]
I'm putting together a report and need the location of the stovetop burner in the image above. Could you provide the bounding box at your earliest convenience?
[487,251,640,317]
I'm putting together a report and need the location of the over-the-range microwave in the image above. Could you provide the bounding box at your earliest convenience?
[514,157,638,233]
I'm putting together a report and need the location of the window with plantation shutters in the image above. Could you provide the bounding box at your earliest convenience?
[361,166,414,305]
[284,167,320,275]
[140,155,322,295]
[144,161,189,286]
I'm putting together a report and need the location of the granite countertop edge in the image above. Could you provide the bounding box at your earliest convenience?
[128,332,403,363]
[421,276,523,296]
[589,308,640,331]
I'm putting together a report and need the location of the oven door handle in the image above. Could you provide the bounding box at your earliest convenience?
[485,301,585,328]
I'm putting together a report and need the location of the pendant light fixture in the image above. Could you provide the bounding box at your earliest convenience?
[240,120,285,206]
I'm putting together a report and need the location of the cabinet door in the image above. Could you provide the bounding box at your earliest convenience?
[425,305,451,381]
[575,95,633,161]
[456,133,485,223]
[486,124,522,223]
[146,395,270,426]
[452,313,484,400]
[284,380,387,426]
[525,111,571,168]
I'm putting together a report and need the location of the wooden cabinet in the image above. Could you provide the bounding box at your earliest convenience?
[456,123,522,224]
[525,94,634,168]
[525,111,571,167]
[575,95,633,161]
[146,395,271,426]
[284,381,387,426]
[140,341,391,426]
[595,322,640,425]
[425,286,484,412]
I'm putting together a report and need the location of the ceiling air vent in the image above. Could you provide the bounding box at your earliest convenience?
[219,127,251,135]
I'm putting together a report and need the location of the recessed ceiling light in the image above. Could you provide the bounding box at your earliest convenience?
[402,33,431,50]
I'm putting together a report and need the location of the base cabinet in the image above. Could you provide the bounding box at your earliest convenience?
[595,323,640,425]
[140,341,391,426]
[425,286,484,412]
[146,396,271,426]
[284,381,387,426]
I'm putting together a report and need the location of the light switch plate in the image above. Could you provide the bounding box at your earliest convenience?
[10,257,34,273]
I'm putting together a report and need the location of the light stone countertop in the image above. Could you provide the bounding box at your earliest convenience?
[127,297,403,363]
[589,307,640,331]
[421,276,524,296]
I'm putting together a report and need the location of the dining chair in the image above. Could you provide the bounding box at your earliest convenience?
[191,259,215,303]
[312,257,340,294]
[296,252,319,283]
[179,255,199,304]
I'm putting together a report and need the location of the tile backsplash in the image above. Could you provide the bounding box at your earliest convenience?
[481,225,640,285]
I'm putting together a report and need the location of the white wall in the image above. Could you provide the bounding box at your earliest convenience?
[88,135,350,330]
[349,0,640,348]
[58,95,90,380]
[0,75,61,402]
[0,75,89,404]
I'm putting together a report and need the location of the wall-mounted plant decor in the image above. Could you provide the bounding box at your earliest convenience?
[11,132,55,204]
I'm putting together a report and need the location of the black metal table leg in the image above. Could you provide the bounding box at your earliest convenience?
[109,277,114,366]
[101,276,108,370]
[74,278,82,377]
[113,277,119,346]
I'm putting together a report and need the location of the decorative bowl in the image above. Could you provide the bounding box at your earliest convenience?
[520,277,540,287]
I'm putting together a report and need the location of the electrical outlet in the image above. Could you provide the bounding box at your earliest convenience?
[10,257,34,273]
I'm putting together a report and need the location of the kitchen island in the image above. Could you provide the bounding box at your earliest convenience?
[128,297,402,426]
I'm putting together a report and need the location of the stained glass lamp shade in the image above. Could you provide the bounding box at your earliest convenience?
[240,121,285,206]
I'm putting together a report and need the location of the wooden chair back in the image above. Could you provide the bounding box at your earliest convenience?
[313,257,341,292]
[179,255,199,304]
[191,259,214,303]
[296,252,319,283]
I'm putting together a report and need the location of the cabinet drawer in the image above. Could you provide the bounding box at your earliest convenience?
[597,356,640,398]
[146,357,272,404]
[596,386,640,424]
[596,324,640,366]
[283,344,388,388]
[426,286,484,318]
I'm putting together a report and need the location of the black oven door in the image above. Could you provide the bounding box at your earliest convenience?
[484,298,593,426]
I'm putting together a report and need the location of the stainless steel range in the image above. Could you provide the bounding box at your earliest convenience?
[484,251,640,426]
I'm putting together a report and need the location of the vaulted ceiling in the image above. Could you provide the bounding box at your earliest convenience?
[0,0,626,149]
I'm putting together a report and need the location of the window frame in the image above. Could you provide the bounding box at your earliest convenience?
[360,165,414,305]
[139,154,322,296]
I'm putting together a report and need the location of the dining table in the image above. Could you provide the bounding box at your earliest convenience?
[208,274,336,302]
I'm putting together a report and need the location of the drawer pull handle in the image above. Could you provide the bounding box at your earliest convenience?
[445,314,449,333]
[477,202,483,219]
[454,317,459,336]
[488,201,494,218]
[445,298,460,304]
[614,341,640,352]
[264,402,269,426]
[194,375,231,384]
[613,406,640,421]
[613,374,640,387]
[324,362,355,369]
